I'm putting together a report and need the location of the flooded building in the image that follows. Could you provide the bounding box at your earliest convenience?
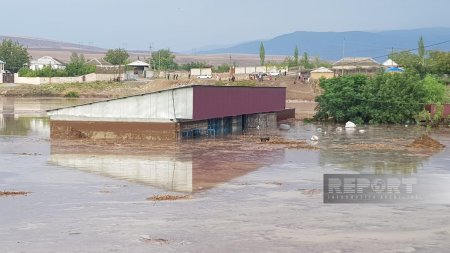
[47,85,295,141]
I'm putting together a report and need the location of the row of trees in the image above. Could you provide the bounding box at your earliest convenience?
[1,38,329,76]
[0,39,129,75]
[259,42,331,69]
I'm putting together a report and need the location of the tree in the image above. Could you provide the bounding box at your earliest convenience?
[301,52,311,69]
[65,52,96,76]
[293,45,299,66]
[422,74,446,103]
[214,64,231,73]
[150,49,178,70]
[259,42,265,66]
[179,61,208,71]
[426,50,450,75]
[418,36,425,65]
[281,56,295,68]
[390,51,425,76]
[104,48,129,65]
[0,39,30,72]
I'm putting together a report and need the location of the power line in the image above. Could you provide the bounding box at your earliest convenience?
[338,39,450,65]
[371,39,450,60]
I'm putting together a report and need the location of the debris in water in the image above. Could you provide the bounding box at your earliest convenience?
[260,137,270,142]
[139,235,169,245]
[359,129,366,133]
[311,135,319,141]
[265,182,282,186]
[147,194,192,201]
[408,134,445,149]
[345,121,356,128]
[301,189,322,196]
[0,191,30,197]
[259,137,319,150]
[279,124,290,130]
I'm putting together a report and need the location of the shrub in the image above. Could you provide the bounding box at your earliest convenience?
[315,73,428,124]
[64,91,80,98]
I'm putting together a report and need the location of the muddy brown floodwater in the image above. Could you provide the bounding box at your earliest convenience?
[1,98,450,253]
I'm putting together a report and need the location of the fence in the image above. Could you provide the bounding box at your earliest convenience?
[14,73,125,85]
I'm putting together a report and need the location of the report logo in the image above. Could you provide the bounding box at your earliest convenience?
[323,174,419,203]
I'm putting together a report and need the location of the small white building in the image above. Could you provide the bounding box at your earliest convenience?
[29,56,65,70]
[127,60,150,78]
[382,59,399,68]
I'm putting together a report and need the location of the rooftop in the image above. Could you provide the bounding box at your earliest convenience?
[127,60,149,67]
[332,57,380,70]
[311,67,333,73]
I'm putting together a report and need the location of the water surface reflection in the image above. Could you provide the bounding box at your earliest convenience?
[49,141,285,193]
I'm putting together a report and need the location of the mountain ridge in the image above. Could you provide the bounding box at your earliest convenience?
[198,27,450,60]
[0,35,106,52]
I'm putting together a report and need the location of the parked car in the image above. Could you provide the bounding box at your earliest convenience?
[268,71,280,76]
[197,75,212,79]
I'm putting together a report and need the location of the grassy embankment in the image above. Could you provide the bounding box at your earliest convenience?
[0,80,181,98]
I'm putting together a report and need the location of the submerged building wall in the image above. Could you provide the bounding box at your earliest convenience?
[51,120,179,141]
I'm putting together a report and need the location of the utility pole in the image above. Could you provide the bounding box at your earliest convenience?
[341,37,346,76]
[149,43,153,70]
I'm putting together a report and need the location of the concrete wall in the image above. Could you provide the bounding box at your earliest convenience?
[276,108,296,121]
[50,120,179,141]
[234,66,288,75]
[190,68,212,76]
[14,73,124,85]
[246,112,277,130]
[48,87,194,122]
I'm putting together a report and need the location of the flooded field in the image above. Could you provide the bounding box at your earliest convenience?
[1,98,450,252]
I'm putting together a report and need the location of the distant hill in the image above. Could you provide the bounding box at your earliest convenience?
[0,35,106,52]
[199,28,450,61]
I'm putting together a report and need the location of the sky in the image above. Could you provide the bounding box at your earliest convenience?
[2,0,450,52]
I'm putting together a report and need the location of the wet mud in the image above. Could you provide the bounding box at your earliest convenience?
[147,194,192,201]
[408,134,446,149]
[0,191,31,197]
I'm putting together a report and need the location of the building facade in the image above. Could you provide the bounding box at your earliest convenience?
[48,85,294,141]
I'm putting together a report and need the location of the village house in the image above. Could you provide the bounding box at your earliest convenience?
[332,57,381,76]
[310,67,334,80]
[86,58,112,67]
[29,56,65,70]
